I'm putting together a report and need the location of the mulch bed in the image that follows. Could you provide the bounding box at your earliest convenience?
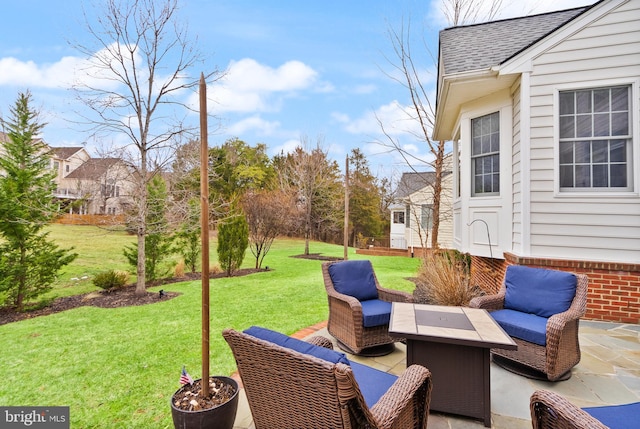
[0,268,266,326]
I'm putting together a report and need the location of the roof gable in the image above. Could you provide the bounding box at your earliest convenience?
[395,172,436,199]
[64,158,122,179]
[50,146,86,160]
[439,6,589,76]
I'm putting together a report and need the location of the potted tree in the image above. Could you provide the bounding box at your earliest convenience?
[170,74,239,429]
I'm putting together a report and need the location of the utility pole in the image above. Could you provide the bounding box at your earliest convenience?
[343,155,349,260]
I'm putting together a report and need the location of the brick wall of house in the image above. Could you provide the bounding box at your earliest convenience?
[470,253,640,324]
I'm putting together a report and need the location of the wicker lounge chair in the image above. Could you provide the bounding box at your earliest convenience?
[530,389,640,428]
[322,260,413,355]
[223,326,432,429]
[469,265,588,381]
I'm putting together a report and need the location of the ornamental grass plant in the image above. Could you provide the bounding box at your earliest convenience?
[413,249,483,306]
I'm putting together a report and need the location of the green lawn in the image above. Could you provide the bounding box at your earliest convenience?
[0,225,420,428]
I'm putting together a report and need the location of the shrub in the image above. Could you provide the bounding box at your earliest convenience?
[92,270,129,290]
[217,213,249,276]
[413,249,482,306]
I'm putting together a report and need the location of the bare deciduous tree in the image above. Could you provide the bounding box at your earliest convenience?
[242,189,296,269]
[378,0,504,249]
[72,0,220,295]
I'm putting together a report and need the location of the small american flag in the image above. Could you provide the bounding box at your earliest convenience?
[180,366,194,385]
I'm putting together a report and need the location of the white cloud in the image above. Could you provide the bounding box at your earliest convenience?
[269,138,301,156]
[205,58,320,114]
[227,115,282,136]
[342,100,423,137]
[0,56,84,88]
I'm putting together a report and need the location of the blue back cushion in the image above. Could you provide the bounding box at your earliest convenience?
[491,309,547,346]
[244,326,350,365]
[361,299,392,328]
[504,266,577,318]
[328,260,378,301]
[583,401,640,428]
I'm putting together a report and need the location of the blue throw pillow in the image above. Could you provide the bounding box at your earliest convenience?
[328,260,378,302]
[244,326,350,365]
[504,266,577,318]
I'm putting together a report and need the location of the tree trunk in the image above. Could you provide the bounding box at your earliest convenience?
[430,140,446,249]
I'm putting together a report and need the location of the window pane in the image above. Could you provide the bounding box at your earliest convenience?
[592,164,608,187]
[611,86,629,111]
[490,113,499,133]
[576,90,592,113]
[559,142,574,164]
[481,117,490,135]
[475,175,483,194]
[611,112,629,136]
[593,89,610,113]
[493,154,500,171]
[560,165,574,187]
[593,113,610,137]
[610,139,626,162]
[492,173,500,192]
[472,118,482,136]
[482,134,490,154]
[483,156,492,173]
[576,114,592,137]
[592,141,608,163]
[575,141,591,163]
[610,164,627,187]
[559,92,574,115]
[560,116,575,138]
[575,165,591,187]
[490,132,500,152]
[472,137,481,155]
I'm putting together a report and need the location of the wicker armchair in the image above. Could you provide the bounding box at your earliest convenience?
[530,389,640,428]
[469,266,588,381]
[223,327,432,429]
[322,260,413,355]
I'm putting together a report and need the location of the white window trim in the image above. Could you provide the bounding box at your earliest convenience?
[553,78,640,198]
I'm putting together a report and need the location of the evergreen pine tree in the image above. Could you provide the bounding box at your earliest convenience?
[0,92,77,311]
[217,211,249,276]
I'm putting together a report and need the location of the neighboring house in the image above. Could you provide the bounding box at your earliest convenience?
[390,155,454,252]
[433,0,639,323]
[50,146,91,200]
[0,133,133,216]
[58,157,133,215]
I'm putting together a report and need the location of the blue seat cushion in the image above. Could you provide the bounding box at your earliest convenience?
[583,401,640,428]
[350,361,398,408]
[361,299,392,328]
[244,326,350,365]
[490,309,547,346]
[504,266,577,318]
[328,260,378,301]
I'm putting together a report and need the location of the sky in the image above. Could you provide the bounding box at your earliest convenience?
[0,0,594,181]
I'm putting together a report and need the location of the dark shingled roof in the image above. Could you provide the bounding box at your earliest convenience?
[396,172,436,199]
[439,6,590,75]
[64,158,121,179]
[50,147,85,160]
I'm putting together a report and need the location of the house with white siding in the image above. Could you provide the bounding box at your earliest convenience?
[389,155,454,252]
[433,0,640,323]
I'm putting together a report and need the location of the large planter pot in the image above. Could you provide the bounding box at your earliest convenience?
[171,376,239,429]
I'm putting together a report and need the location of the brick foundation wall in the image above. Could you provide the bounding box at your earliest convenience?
[470,253,640,324]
